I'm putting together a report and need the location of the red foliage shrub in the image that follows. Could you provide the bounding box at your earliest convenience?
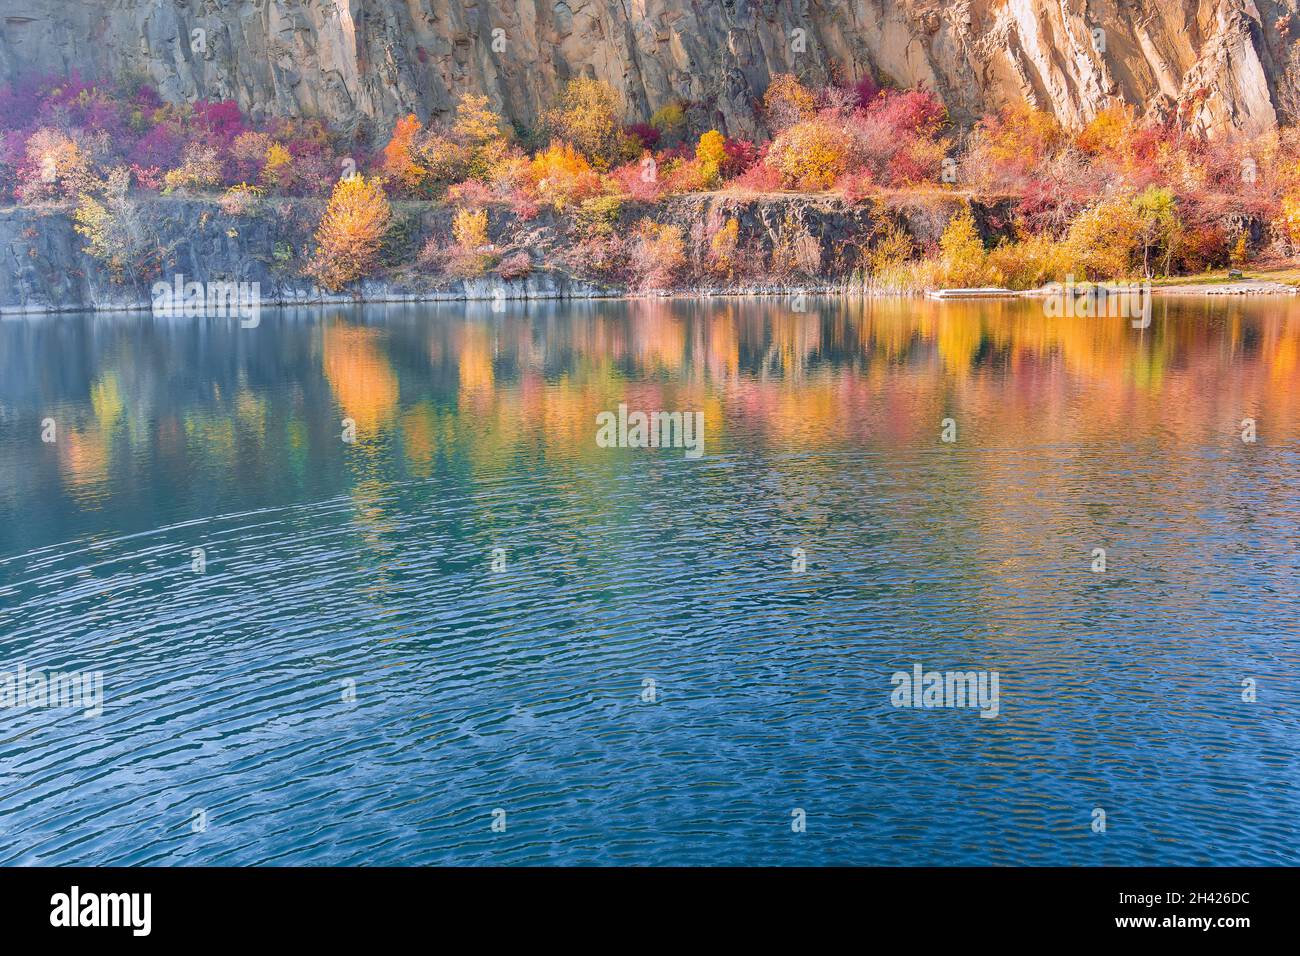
[509,186,540,220]
[884,137,946,187]
[128,124,184,171]
[498,250,532,279]
[447,178,495,206]
[610,158,664,202]
[1013,162,1100,235]
[851,74,880,109]
[192,100,245,145]
[838,169,874,202]
[730,153,782,191]
[130,164,165,191]
[1175,217,1230,272]
[626,123,661,151]
[867,89,946,137]
[129,83,164,113]
[721,138,758,178]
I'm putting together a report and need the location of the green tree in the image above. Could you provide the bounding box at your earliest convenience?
[1131,186,1179,277]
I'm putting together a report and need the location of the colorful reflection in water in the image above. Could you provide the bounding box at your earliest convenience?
[0,297,1296,864]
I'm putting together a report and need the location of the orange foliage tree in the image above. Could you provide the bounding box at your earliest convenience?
[970,101,1065,181]
[1075,104,1136,159]
[529,141,602,208]
[382,114,426,193]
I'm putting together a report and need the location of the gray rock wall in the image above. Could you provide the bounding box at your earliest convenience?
[1,0,1296,139]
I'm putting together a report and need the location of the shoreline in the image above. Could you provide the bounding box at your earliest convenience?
[5,196,1295,316]
[3,278,1296,318]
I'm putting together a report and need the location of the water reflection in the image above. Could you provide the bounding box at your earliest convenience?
[3,297,1298,546]
[0,297,1296,865]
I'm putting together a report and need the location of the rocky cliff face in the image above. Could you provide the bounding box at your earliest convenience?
[1,0,1298,137]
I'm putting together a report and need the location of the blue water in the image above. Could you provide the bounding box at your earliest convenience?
[0,297,1297,865]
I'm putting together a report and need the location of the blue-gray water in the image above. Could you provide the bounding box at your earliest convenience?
[0,297,1297,865]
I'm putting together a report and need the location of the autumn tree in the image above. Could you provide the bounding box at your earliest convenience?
[308,175,393,291]
[696,130,726,188]
[763,74,817,131]
[528,141,602,209]
[1075,103,1136,160]
[451,93,511,181]
[630,219,687,291]
[965,101,1066,189]
[542,78,632,169]
[383,114,427,193]
[452,207,489,251]
[1063,195,1142,279]
[74,167,169,283]
[17,128,94,202]
[162,142,222,193]
[764,118,851,190]
[1131,185,1180,276]
[938,205,991,287]
[452,93,504,146]
[261,142,293,190]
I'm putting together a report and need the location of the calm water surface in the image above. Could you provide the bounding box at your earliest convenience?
[0,297,1297,865]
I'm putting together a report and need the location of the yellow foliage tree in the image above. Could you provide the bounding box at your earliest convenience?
[1063,195,1142,279]
[453,93,505,146]
[1060,195,1144,278]
[307,175,393,291]
[543,78,627,169]
[763,74,817,130]
[938,205,991,287]
[977,101,1065,169]
[452,207,489,251]
[1076,104,1136,159]
[73,167,163,283]
[696,130,726,187]
[708,216,740,276]
[764,118,850,190]
[261,142,293,189]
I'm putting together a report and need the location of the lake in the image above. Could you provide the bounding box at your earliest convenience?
[0,296,1297,865]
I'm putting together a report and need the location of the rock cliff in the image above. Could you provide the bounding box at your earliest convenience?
[1,0,1297,137]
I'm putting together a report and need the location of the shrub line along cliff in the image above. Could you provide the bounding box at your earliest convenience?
[2,2,1298,312]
